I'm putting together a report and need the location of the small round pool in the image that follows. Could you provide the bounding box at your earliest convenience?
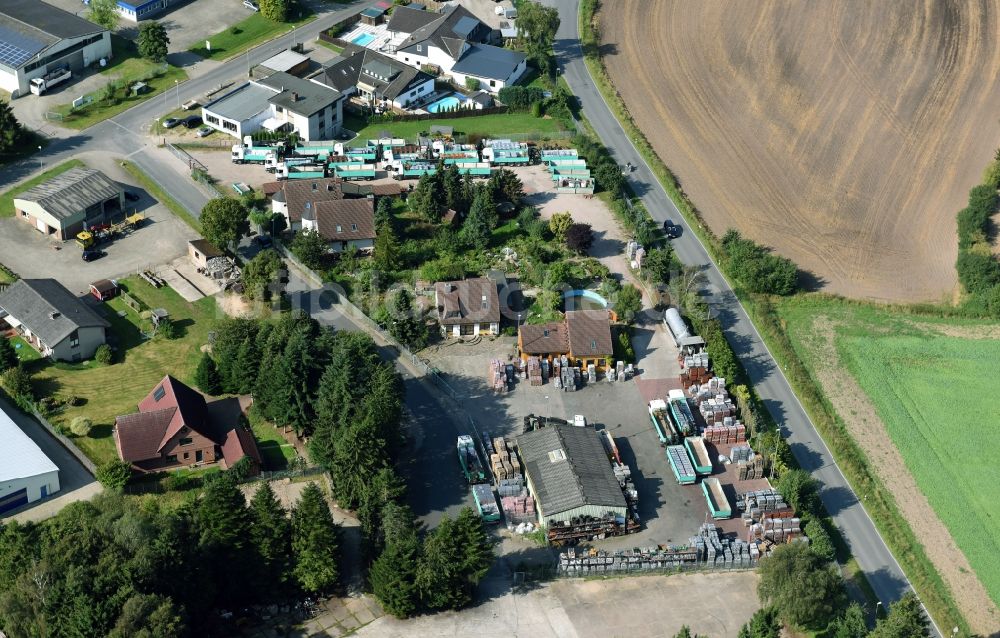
[427,94,465,113]
[563,289,609,311]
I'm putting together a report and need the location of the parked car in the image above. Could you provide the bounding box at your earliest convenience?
[184,115,203,129]
[81,250,105,262]
[196,126,212,137]
[162,117,181,129]
[243,0,259,10]
[124,190,141,202]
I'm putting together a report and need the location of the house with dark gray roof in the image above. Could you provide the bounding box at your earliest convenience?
[201,72,345,141]
[0,278,109,361]
[387,5,526,93]
[516,423,627,527]
[12,167,123,240]
[317,45,435,110]
[434,276,500,337]
[0,0,110,97]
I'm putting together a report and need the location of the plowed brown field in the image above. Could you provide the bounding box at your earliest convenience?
[602,0,1000,302]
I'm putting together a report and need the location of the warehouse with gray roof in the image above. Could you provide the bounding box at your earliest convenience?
[0,0,111,97]
[12,167,123,240]
[516,423,627,527]
[0,403,59,514]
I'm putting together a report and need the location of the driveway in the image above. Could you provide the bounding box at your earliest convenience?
[0,152,199,294]
[0,395,101,523]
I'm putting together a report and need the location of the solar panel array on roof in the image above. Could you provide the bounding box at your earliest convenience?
[0,24,45,68]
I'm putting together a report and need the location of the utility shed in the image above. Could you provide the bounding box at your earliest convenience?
[13,167,123,240]
[516,423,626,527]
[0,404,59,514]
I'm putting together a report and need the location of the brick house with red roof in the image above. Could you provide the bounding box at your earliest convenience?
[113,375,261,474]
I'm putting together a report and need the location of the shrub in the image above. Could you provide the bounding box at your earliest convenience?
[804,518,836,562]
[66,395,83,407]
[464,77,480,91]
[1,366,34,406]
[96,459,133,491]
[156,318,179,340]
[69,416,93,437]
[94,344,114,365]
[722,229,799,295]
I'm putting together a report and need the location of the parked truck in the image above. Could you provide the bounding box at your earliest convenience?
[277,163,327,180]
[684,436,713,476]
[667,389,696,437]
[702,477,732,519]
[232,136,280,164]
[648,399,680,445]
[29,67,71,95]
[334,164,376,180]
[458,435,487,484]
[472,483,501,523]
[393,162,437,180]
[667,444,697,485]
[454,162,492,177]
[663,307,691,347]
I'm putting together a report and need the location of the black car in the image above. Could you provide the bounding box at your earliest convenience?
[162,117,181,129]
[663,220,681,239]
[124,190,141,202]
[184,115,203,129]
[253,234,273,248]
[81,249,105,262]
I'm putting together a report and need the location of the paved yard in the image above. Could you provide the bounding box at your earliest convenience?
[352,571,760,638]
[0,152,198,295]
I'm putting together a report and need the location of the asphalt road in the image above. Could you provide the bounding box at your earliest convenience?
[543,0,940,633]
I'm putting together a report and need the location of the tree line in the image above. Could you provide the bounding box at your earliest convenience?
[0,475,338,636]
[954,178,1000,315]
[206,312,495,616]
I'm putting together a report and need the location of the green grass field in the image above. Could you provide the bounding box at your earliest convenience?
[347,112,567,144]
[0,159,85,217]
[190,12,315,61]
[53,62,188,130]
[776,296,1000,609]
[28,277,216,465]
[247,408,297,470]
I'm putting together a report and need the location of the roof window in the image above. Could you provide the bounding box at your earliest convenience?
[153,385,166,401]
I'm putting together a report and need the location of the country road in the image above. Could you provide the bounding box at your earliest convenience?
[543,0,942,635]
[1,0,940,631]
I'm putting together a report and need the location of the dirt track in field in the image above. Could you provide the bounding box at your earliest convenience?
[601,0,1000,302]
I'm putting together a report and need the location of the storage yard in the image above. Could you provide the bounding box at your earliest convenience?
[600,0,1000,302]
[427,307,807,568]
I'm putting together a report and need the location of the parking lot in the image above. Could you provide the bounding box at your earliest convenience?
[0,152,199,295]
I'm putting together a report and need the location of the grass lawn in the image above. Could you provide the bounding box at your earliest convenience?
[28,277,217,466]
[0,159,85,218]
[190,12,316,61]
[53,62,188,130]
[9,336,41,363]
[348,112,567,144]
[248,408,297,470]
[776,296,1000,609]
[121,160,202,232]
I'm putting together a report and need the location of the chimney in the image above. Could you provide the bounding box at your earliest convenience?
[292,91,299,102]
[49,311,60,320]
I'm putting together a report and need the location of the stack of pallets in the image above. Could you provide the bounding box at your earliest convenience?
[699,395,736,425]
[737,456,765,481]
[527,356,543,385]
[703,419,746,444]
[489,358,506,392]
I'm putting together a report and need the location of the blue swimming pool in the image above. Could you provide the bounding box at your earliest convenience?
[351,33,375,46]
[426,93,467,113]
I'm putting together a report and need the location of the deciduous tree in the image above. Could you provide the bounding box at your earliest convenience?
[830,602,868,638]
[260,0,289,22]
[614,284,642,323]
[88,0,119,31]
[868,593,929,638]
[290,228,328,270]
[758,543,844,629]
[517,1,560,75]
[564,222,593,253]
[137,21,170,63]
[242,248,283,301]
[200,198,248,253]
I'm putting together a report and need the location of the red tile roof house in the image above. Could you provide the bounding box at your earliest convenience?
[114,375,262,474]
